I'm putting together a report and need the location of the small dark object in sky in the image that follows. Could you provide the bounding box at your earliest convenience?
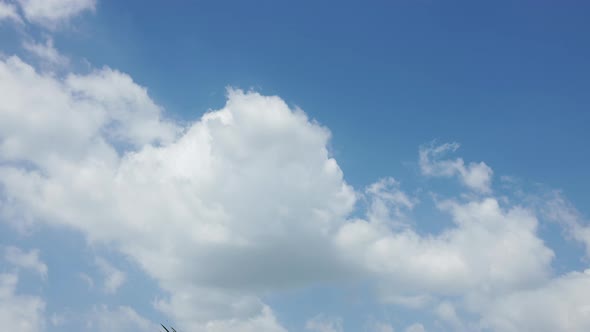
[161,324,177,332]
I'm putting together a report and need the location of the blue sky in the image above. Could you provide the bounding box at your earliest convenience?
[82,1,590,206]
[1,1,590,332]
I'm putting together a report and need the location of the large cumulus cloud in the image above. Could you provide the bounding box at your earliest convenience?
[0,55,356,331]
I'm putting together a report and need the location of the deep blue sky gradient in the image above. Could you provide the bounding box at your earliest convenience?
[57,0,590,213]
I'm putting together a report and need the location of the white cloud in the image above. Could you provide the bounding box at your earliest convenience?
[419,142,493,193]
[305,315,343,332]
[95,257,126,294]
[0,1,22,23]
[542,192,590,257]
[0,57,353,330]
[22,38,69,67]
[4,246,48,279]
[0,273,45,332]
[480,270,590,332]
[16,0,95,27]
[366,177,415,228]
[85,305,156,332]
[336,196,553,301]
[0,56,178,170]
[156,292,287,332]
[196,306,287,332]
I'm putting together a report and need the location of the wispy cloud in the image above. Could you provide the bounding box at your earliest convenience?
[4,246,48,279]
[419,141,493,193]
[16,0,95,28]
[95,257,126,294]
[23,37,69,67]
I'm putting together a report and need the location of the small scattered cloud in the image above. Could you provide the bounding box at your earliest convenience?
[4,246,48,279]
[419,142,493,193]
[95,257,126,294]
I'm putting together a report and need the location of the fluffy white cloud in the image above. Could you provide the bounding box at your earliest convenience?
[0,273,45,332]
[0,1,22,23]
[336,196,553,301]
[0,55,178,170]
[194,306,287,332]
[3,246,48,279]
[16,0,95,27]
[419,142,493,193]
[95,257,126,294]
[306,315,343,332]
[480,270,590,332]
[0,56,354,330]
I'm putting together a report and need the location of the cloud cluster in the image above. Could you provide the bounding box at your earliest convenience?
[2,48,590,330]
[337,196,553,303]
